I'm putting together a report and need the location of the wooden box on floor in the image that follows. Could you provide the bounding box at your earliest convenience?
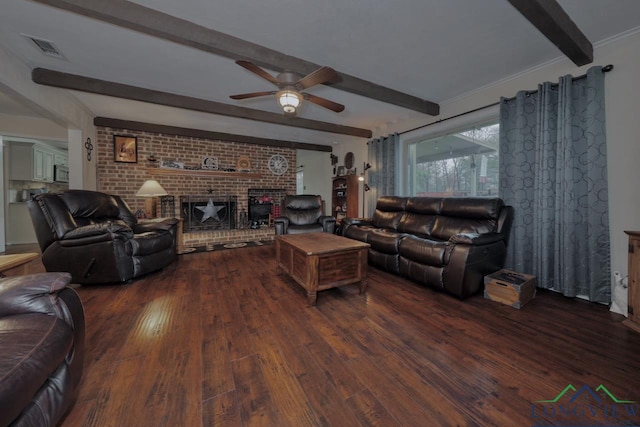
[484,269,537,309]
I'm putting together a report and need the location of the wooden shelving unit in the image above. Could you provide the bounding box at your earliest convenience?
[332,175,359,220]
[624,230,640,333]
[144,167,261,179]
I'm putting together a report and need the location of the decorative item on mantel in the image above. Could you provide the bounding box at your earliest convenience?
[160,160,184,169]
[202,156,218,170]
[236,156,252,172]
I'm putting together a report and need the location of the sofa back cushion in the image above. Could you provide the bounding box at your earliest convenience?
[282,195,322,226]
[30,193,77,242]
[60,190,121,226]
[430,197,504,240]
[371,196,408,230]
[398,197,442,237]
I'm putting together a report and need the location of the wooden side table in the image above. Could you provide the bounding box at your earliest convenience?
[0,253,39,277]
[624,231,640,333]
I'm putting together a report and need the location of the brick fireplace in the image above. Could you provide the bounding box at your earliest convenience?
[96,126,296,247]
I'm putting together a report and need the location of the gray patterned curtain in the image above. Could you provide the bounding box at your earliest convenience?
[366,133,398,217]
[499,66,610,303]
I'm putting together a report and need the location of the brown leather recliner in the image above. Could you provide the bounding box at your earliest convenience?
[28,189,178,285]
[274,195,336,235]
[0,272,84,427]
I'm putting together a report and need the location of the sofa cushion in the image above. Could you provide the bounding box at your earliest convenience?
[343,224,375,242]
[430,197,503,241]
[0,314,73,427]
[440,197,504,219]
[399,234,448,266]
[282,195,322,225]
[60,190,120,225]
[368,229,406,254]
[371,196,407,230]
[398,197,441,237]
[128,231,174,256]
[431,217,499,241]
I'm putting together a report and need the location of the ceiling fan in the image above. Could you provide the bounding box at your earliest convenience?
[230,60,344,117]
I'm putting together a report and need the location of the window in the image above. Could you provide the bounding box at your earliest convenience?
[296,170,304,194]
[407,122,499,197]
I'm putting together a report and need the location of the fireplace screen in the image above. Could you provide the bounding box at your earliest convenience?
[181,195,237,232]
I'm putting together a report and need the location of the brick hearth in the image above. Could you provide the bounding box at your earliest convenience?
[96,126,296,247]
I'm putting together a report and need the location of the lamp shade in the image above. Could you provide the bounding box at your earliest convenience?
[136,179,168,197]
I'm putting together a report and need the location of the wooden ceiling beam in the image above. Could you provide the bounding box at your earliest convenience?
[30,0,440,115]
[32,68,372,138]
[94,117,333,152]
[506,0,593,66]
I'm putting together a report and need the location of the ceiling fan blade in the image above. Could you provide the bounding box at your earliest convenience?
[303,93,345,113]
[229,91,276,100]
[296,66,339,89]
[235,60,280,86]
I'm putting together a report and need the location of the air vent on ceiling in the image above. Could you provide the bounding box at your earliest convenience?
[22,34,66,59]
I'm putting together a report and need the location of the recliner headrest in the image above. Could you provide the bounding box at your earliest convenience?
[59,190,120,219]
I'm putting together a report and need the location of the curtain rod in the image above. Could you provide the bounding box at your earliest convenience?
[398,64,613,136]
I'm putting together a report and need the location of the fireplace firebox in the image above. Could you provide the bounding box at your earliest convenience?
[248,188,286,226]
[181,195,237,232]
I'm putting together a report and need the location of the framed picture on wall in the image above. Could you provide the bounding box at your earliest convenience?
[114,135,138,163]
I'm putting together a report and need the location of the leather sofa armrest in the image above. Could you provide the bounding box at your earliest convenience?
[134,217,178,233]
[274,217,289,235]
[61,222,133,246]
[318,215,336,233]
[342,217,372,227]
[0,272,72,318]
[449,232,505,246]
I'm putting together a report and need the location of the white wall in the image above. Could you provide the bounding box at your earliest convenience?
[0,44,97,191]
[340,29,640,287]
[297,149,332,212]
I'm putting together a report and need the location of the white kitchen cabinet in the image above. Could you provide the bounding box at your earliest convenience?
[54,152,68,166]
[9,143,33,181]
[33,145,54,182]
[9,142,60,183]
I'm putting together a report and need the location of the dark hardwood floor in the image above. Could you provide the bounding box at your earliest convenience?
[6,244,640,426]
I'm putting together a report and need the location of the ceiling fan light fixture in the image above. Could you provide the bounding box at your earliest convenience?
[277,89,302,113]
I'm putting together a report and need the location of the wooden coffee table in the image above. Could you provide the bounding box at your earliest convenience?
[0,253,39,277]
[275,232,370,306]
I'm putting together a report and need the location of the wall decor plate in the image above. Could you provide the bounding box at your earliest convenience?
[202,156,219,170]
[236,156,252,170]
[344,152,354,170]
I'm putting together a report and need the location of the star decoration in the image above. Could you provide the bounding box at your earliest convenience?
[196,198,224,222]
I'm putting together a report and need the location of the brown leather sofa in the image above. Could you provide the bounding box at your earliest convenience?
[274,195,336,235]
[0,272,85,427]
[342,196,513,299]
[28,189,178,285]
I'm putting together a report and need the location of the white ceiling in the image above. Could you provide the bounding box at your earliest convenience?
[1,0,640,146]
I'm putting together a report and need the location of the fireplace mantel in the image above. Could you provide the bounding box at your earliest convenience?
[144,167,261,179]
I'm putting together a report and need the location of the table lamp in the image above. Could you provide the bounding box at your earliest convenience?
[136,179,168,218]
